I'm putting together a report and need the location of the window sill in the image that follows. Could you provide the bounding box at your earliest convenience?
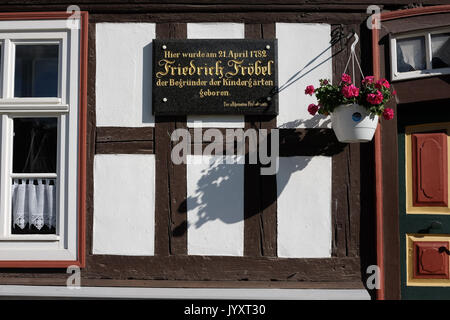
[392,68,450,81]
[0,235,60,241]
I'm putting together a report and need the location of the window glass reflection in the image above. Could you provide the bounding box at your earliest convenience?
[432,33,450,69]
[13,118,57,173]
[14,45,59,98]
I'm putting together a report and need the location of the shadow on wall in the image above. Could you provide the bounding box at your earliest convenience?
[186,157,245,229]
[278,114,331,129]
[173,129,346,235]
[142,42,154,124]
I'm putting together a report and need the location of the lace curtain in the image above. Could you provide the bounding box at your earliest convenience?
[396,37,426,72]
[12,179,56,231]
[397,34,450,72]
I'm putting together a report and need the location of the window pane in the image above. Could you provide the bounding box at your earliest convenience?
[432,33,450,69]
[13,118,57,173]
[396,37,426,72]
[0,44,2,96]
[14,45,59,97]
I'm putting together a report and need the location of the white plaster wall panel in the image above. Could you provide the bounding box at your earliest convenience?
[277,156,332,258]
[187,23,245,128]
[96,23,156,127]
[93,154,155,255]
[276,23,332,129]
[187,155,244,256]
[186,115,245,128]
[188,23,245,40]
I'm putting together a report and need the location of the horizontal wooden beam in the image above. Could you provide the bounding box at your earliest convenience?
[90,12,368,24]
[0,277,366,289]
[96,127,154,142]
[83,256,362,282]
[96,141,154,154]
[95,127,155,154]
[184,128,345,156]
[11,4,373,13]
[1,1,450,10]
[279,128,346,156]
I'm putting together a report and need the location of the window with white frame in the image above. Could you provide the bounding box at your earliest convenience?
[0,19,80,261]
[390,28,450,81]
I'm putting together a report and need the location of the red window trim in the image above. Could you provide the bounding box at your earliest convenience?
[0,11,88,268]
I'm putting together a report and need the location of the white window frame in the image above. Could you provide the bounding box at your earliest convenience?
[0,19,80,261]
[390,27,450,81]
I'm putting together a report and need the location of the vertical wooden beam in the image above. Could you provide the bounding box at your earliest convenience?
[154,23,188,256]
[331,144,361,257]
[372,25,386,300]
[244,23,263,257]
[381,109,400,299]
[245,23,261,39]
[259,24,278,257]
[329,24,363,258]
[244,23,277,257]
[86,21,97,258]
[259,116,278,257]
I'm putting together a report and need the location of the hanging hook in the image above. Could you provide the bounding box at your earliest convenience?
[350,33,359,54]
[343,31,364,82]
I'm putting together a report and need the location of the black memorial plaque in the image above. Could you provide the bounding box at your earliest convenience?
[152,39,278,115]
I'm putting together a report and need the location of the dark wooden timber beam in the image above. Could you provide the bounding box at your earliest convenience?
[154,23,188,257]
[95,127,155,154]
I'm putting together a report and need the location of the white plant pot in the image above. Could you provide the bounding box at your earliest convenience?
[331,104,378,143]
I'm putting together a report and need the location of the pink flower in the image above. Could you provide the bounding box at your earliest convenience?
[393,90,397,95]
[366,90,384,105]
[375,78,390,89]
[342,84,360,98]
[307,103,319,115]
[341,73,352,84]
[362,76,375,84]
[305,85,315,96]
[383,108,394,120]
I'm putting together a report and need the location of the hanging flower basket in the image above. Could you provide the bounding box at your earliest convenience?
[303,33,395,143]
[304,75,395,143]
[331,103,378,143]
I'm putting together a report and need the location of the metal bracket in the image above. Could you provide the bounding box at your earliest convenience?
[330,25,355,46]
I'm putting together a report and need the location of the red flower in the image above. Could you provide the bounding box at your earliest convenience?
[307,103,319,115]
[342,84,359,98]
[305,85,315,95]
[375,78,390,89]
[362,76,375,84]
[383,108,394,120]
[366,90,384,105]
[393,90,397,95]
[341,73,352,84]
